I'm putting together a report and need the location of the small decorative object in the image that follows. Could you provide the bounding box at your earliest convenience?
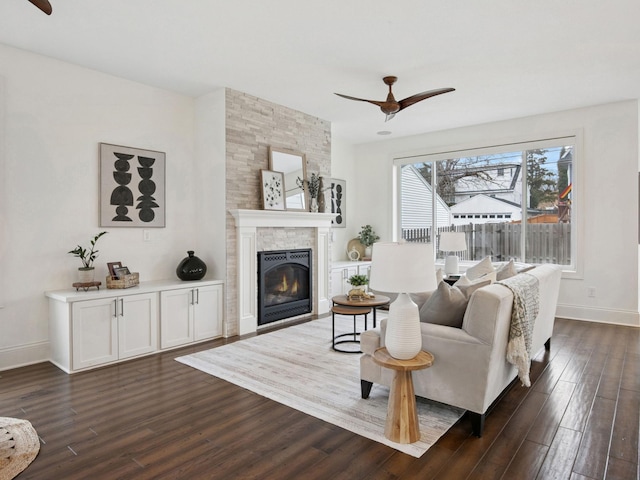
[107,261,122,278]
[106,272,140,289]
[100,143,166,228]
[68,231,108,283]
[358,224,380,259]
[347,246,360,261]
[347,273,369,299]
[369,242,437,359]
[317,176,326,213]
[297,172,320,213]
[113,266,131,278]
[176,250,207,281]
[261,170,286,210]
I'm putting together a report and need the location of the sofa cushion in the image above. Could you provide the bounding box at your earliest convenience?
[496,259,518,280]
[465,256,494,280]
[419,278,491,328]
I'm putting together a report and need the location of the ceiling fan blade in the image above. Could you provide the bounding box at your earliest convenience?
[334,93,385,108]
[28,0,52,15]
[398,87,455,111]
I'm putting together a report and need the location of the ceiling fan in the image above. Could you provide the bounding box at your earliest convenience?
[335,76,455,121]
[28,0,52,15]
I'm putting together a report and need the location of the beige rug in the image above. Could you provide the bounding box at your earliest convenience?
[0,417,40,480]
[176,317,464,457]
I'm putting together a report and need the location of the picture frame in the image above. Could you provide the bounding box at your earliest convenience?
[107,262,123,278]
[323,177,346,227]
[100,143,166,228]
[261,170,286,211]
[113,266,131,279]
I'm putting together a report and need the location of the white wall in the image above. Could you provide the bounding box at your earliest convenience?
[0,44,219,369]
[329,135,359,261]
[348,101,640,327]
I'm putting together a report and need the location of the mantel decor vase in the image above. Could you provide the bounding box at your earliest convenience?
[176,251,207,281]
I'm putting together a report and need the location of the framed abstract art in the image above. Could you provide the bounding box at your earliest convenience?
[99,143,166,227]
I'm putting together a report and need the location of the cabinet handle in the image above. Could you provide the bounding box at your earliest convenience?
[342,269,348,280]
[113,299,118,318]
[119,298,124,317]
[195,288,200,305]
[190,289,195,306]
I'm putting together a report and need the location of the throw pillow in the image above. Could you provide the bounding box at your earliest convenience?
[419,278,491,328]
[455,271,496,287]
[465,256,494,281]
[496,259,518,280]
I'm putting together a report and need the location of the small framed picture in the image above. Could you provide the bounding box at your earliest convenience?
[113,266,131,279]
[107,262,123,278]
[261,170,286,211]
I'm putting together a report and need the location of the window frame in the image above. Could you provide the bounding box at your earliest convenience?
[392,133,583,277]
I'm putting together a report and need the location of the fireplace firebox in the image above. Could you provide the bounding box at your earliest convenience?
[258,249,312,326]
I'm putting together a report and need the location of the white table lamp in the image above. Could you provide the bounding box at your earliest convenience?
[439,231,467,275]
[369,242,437,359]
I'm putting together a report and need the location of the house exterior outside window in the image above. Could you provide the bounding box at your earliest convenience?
[396,138,575,268]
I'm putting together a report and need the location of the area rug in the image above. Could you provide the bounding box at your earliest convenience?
[0,417,40,480]
[176,317,464,457]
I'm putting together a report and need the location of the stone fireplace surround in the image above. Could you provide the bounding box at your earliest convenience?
[230,209,334,335]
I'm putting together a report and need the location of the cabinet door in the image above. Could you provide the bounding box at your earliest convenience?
[72,298,118,370]
[193,284,223,341]
[160,288,193,349]
[358,263,371,279]
[118,292,158,359]
[343,266,358,293]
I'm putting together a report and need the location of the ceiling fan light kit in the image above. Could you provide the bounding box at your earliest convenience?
[335,76,455,121]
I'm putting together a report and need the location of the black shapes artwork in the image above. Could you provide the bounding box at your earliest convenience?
[136,156,159,222]
[333,182,343,226]
[325,178,346,228]
[100,143,166,228]
[110,153,134,222]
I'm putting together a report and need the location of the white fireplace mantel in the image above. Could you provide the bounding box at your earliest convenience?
[230,209,335,228]
[229,209,335,335]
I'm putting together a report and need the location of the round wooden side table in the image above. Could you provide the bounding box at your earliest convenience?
[372,347,434,444]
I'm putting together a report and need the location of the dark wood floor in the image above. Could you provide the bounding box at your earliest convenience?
[1,317,638,479]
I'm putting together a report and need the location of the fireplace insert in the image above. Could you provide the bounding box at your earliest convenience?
[258,249,312,326]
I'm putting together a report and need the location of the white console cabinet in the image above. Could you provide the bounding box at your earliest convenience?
[330,261,372,298]
[46,279,224,374]
[160,284,223,349]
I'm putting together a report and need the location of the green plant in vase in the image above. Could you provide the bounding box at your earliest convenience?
[358,224,380,258]
[348,274,369,287]
[68,231,107,283]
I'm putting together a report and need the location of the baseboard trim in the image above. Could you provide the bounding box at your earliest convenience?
[0,341,49,372]
[556,303,640,327]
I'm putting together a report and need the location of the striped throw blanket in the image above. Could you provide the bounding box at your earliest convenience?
[497,273,540,387]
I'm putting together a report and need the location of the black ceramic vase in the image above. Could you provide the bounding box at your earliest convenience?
[176,251,207,281]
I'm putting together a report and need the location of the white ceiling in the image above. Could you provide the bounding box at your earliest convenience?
[1,0,639,144]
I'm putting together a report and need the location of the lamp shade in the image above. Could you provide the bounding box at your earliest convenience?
[369,242,437,293]
[439,231,467,252]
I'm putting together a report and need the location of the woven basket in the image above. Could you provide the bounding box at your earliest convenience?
[106,272,140,289]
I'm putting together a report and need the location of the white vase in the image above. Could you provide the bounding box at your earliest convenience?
[384,293,422,359]
[364,246,372,258]
[78,267,95,283]
[310,197,319,213]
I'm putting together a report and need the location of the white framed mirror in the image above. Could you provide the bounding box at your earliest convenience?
[268,146,308,212]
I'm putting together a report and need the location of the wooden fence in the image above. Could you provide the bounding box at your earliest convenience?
[402,222,572,265]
